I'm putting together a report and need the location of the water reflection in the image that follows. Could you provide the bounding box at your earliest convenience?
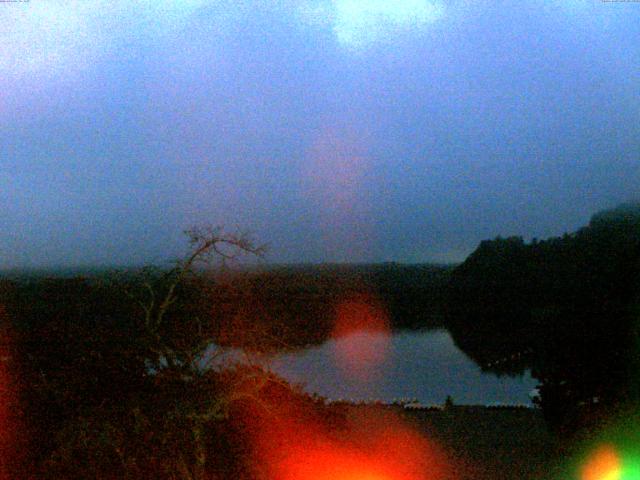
[270,329,537,405]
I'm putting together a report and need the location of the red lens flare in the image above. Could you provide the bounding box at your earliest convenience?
[304,125,368,209]
[246,398,452,480]
[302,124,375,261]
[331,293,391,382]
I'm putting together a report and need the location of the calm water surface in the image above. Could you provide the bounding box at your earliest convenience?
[269,329,537,406]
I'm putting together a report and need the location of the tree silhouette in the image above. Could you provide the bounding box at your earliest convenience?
[446,202,640,436]
[7,227,303,480]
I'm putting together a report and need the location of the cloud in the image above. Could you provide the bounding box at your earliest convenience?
[1,2,92,77]
[301,0,444,48]
[2,0,444,83]
[0,0,211,80]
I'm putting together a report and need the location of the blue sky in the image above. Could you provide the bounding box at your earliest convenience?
[1,0,639,267]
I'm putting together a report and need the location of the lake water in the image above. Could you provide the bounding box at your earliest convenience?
[269,329,537,406]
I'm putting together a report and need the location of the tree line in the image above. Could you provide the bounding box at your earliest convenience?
[0,229,345,479]
[1,203,638,476]
[446,202,640,437]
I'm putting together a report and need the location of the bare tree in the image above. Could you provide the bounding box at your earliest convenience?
[131,227,266,371]
[117,227,283,480]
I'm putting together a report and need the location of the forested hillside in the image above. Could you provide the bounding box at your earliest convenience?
[447,202,640,435]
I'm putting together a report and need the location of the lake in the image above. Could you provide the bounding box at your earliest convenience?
[269,329,537,406]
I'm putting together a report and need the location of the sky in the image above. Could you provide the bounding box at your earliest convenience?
[1,0,639,268]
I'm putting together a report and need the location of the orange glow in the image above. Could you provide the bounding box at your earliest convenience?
[271,416,448,480]
[582,445,622,480]
[277,444,393,480]
[244,394,453,480]
[331,294,391,381]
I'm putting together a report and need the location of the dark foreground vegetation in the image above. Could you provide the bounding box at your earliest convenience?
[0,202,638,478]
[0,230,453,478]
[398,404,556,480]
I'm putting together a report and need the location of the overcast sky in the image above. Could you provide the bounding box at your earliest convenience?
[1,0,639,268]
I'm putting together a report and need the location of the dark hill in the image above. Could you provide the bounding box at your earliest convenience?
[446,202,640,435]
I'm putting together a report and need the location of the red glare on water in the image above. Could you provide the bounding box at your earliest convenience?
[228,288,460,480]
[330,293,392,381]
